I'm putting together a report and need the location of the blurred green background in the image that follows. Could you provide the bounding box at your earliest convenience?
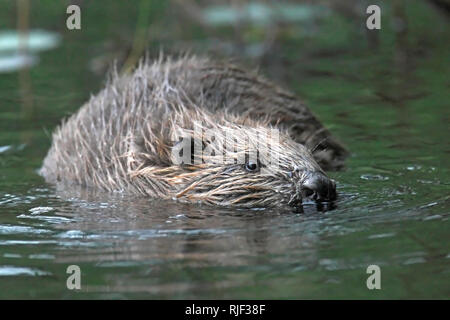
[0,0,448,299]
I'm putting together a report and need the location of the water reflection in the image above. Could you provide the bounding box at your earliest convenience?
[0,0,448,299]
[0,153,448,297]
[48,186,320,268]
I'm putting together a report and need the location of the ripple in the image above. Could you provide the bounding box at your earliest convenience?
[360,174,389,181]
[96,261,143,268]
[17,214,73,224]
[420,202,438,209]
[368,232,396,239]
[56,230,85,239]
[29,206,54,215]
[0,224,51,235]
[53,228,232,242]
[110,228,230,239]
[3,253,21,258]
[0,194,28,205]
[406,165,422,171]
[403,257,426,265]
[422,214,442,221]
[28,254,55,260]
[0,240,57,245]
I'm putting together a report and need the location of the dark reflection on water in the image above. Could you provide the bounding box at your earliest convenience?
[0,1,449,299]
[0,169,447,298]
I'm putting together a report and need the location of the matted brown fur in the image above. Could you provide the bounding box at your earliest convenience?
[40,55,348,208]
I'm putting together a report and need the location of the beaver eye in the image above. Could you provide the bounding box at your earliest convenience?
[245,160,259,172]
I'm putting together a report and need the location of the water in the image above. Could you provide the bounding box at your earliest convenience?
[0,1,449,299]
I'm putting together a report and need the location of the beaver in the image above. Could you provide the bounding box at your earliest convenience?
[40,55,348,208]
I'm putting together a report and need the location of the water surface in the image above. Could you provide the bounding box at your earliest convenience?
[0,1,448,299]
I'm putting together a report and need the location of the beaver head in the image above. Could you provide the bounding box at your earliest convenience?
[130,109,336,209]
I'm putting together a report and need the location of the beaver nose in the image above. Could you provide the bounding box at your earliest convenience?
[302,172,337,202]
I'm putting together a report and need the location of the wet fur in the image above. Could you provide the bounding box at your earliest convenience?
[40,55,348,207]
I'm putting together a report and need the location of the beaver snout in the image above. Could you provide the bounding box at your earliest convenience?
[301,171,337,202]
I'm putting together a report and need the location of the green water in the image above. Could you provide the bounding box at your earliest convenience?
[0,1,449,299]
